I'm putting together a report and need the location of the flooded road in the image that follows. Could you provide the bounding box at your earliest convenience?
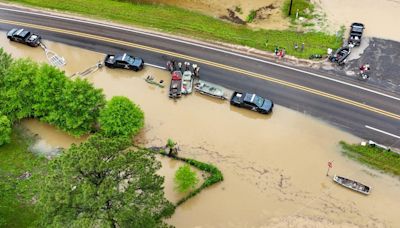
[2,34,400,227]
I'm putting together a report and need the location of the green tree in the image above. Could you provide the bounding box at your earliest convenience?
[32,64,67,119]
[0,115,11,146]
[0,48,13,86]
[56,78,105,136]
[99,96,144,137]
[0,58,38,121]
[174,165,199,193]
[37,135,174,227]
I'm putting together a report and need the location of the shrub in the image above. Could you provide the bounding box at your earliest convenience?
[0,115,11,146]
[246,10,257,23]
[99,96,144,137]
[174,164,199,193]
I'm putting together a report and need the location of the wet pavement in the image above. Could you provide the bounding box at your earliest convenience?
[320,38,400,95]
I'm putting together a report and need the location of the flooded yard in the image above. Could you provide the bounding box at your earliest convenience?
[2,35,400,227]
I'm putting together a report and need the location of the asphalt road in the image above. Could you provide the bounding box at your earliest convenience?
[0,6,399,146]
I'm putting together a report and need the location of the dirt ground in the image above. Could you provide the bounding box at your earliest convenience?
[3,35,400,227]
[145,0,291,30]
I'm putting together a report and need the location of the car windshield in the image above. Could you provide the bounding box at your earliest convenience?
[254,95,264,107]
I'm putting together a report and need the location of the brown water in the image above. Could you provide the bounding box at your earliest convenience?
[2,35,400,227]
[319,0,400,41]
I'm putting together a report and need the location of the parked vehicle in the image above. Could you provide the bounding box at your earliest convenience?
[169,71,182,98]
[181,70,194,95]
[348,23,365,46]
[104,53,144,71]
[230,92,273,114]
[194,80,227,100]
[7,28,41,47]
[333,175,370,195]
[329,46,351,65]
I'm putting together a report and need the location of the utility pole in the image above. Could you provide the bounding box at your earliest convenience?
[288,0,293,16]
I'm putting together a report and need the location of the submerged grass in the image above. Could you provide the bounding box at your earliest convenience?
[5,0,342,58]
[340,141,400,177]
[0,127,47,227]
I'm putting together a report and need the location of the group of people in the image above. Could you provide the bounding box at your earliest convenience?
[274,47,286,59]
[167,60,200,77]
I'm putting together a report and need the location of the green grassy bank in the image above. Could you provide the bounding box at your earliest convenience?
[5,0,342,58]
[0,128,47,227]
[340,141,400,176]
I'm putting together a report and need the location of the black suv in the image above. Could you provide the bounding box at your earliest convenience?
[230,91,274,114]
[7,28,41,47]
[104,53,144,71]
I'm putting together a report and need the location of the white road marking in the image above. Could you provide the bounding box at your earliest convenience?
[144,63,165,70]
[1,7,399,101]
[365,125,400,139]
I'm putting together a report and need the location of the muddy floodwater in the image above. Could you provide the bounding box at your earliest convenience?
[2,34,400,227]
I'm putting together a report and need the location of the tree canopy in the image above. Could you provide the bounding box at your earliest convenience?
[0,115,11,146]
[37,135,174,227]
[99,96,144,137]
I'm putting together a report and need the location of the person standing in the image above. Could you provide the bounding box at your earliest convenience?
[301,43,305,52]
[178,62,182,72]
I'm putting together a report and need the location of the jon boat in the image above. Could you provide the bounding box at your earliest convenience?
[333,175,370,195]
[194,80,227,100]
[181,70,194,95]
[169,71,182,98]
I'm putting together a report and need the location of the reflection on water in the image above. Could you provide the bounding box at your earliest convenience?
[2,34,400,227]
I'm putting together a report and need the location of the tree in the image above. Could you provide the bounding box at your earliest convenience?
[0,58,38,121]
[174,165,199,193]
[0,48,13,86]
[0,115,11,146]
[32,64,67,119]
[37,135,175,227]
[99,96,144,137]
[56,78,105,136]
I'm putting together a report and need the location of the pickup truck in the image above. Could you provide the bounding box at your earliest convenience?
[7,28,41,47]
[104,53,144,71]
[230,91,274,114]
[348,23,365,46]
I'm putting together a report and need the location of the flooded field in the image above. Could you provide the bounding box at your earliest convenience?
[2,35,400,227]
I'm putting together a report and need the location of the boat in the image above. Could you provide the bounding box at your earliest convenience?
[333,175,370,195]
[194,80,227,100]
[181,70,194,94]
[169,71,182,98]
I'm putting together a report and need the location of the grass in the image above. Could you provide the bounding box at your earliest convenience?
[283,0,315,20]
[0,127,47,227]
[5,0,342,58]
[246,10,257,23]
[340,141,400,177]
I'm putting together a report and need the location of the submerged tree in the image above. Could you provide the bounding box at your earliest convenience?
[99,96,144,137]
[174,165,199,193]
[37,135,175,227]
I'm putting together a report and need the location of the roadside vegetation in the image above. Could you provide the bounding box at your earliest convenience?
[340,141,400,176]
[6,0,342,58]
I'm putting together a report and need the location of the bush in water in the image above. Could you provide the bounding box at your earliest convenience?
[99,96,144,137]
[174,164,199,193]
[0,114,11,146]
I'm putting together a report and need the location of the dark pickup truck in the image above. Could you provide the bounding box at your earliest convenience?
[104,53,144,71]
[348,23,365,46]
[7,28,41,47]
[230,91,274,114]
